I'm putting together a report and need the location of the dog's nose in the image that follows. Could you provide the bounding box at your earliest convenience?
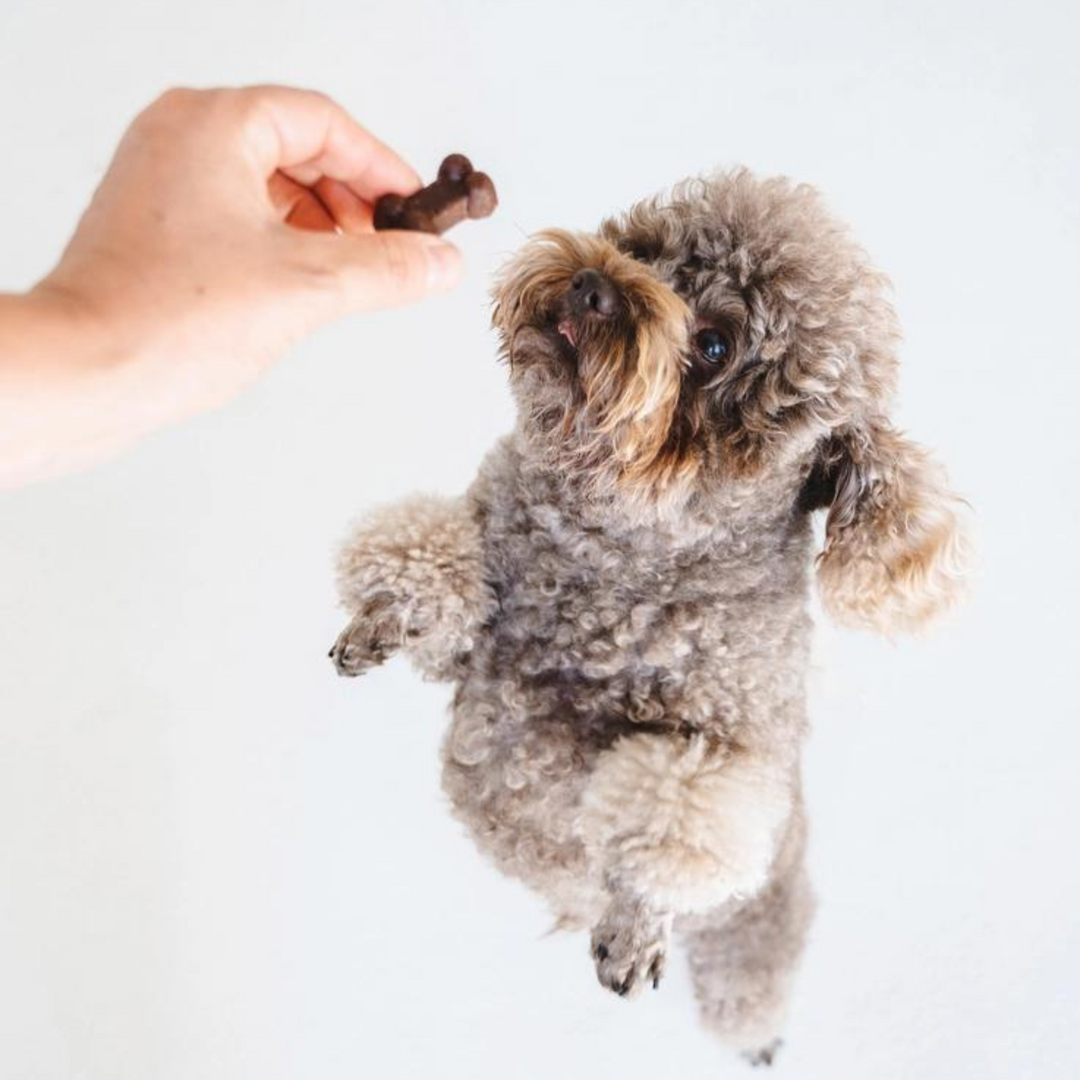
[568,269,620,318]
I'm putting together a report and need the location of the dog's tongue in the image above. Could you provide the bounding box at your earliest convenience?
[557,320,577,347]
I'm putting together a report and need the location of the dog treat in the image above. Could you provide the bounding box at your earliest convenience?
[373,154,497,235]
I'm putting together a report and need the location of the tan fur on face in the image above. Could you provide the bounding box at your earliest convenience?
[816,421,970,632]
[493,230,695,499]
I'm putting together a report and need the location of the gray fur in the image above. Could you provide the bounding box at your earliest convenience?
[331,170,967,1061]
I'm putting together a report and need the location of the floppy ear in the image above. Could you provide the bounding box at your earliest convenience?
[812,418,969,633]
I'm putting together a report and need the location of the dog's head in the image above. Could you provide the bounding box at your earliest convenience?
[492,169,967,633]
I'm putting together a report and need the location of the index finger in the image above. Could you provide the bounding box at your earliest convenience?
[236,85,421,203]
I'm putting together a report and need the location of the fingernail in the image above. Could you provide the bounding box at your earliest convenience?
[419,236,462,292]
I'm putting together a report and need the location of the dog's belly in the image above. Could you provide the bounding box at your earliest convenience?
[437,505,813,921]
[438,604,718,923]
[440,665,606,924]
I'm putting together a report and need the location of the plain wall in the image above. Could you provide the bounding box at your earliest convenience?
[1,1,1078,1078]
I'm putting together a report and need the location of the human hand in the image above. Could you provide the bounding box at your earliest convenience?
[33,85,463,419]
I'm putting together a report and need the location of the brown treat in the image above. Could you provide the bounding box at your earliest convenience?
[373,153,498,234]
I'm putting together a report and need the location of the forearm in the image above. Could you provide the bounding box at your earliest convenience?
[334,495,495,680]
[0,286,166,488]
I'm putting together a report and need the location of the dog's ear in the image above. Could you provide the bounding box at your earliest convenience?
[809,418,968,633]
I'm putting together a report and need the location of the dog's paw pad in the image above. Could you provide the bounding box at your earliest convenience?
[590,899,671,999]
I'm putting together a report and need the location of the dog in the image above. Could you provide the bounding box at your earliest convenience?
[329,169,967,1063]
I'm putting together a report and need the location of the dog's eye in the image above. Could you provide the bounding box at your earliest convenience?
[694,329,729,365]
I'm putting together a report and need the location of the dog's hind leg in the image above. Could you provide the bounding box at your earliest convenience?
[678,806,813,1066]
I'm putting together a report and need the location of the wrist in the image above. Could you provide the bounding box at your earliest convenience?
[0,281,155,487]
[26,275,138,380]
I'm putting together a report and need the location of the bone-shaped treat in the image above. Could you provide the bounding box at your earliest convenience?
[373,154,497,235]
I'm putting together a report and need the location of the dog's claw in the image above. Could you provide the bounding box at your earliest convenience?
[742,1038,783,1068]
[329,594,406,677]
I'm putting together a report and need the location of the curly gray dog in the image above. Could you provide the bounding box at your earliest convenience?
[330,169,967,1064]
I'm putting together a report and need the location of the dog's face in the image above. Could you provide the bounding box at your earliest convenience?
[493,170,968,633]
[493,171,896,501]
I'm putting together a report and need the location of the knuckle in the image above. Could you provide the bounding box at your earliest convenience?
[237,85,335,121]
[230,88,273,131]
[134,87,218,138]
[375,233,423,292]
[147,86,199,117]
[298,86,334,108]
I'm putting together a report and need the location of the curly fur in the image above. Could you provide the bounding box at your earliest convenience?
[330,168,969,1061]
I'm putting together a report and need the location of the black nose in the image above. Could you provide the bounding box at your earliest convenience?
[568,269,619,318]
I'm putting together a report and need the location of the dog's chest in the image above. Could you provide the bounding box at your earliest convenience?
[480,501,723,693]
[457,482,812,743]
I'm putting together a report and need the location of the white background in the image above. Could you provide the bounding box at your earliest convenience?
[1,2,1078,1078]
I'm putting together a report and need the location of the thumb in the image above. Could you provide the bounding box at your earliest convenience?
[287,228,463,315]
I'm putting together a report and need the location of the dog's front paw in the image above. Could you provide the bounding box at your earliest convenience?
[329,593,407,677]
[590,896,672,998]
